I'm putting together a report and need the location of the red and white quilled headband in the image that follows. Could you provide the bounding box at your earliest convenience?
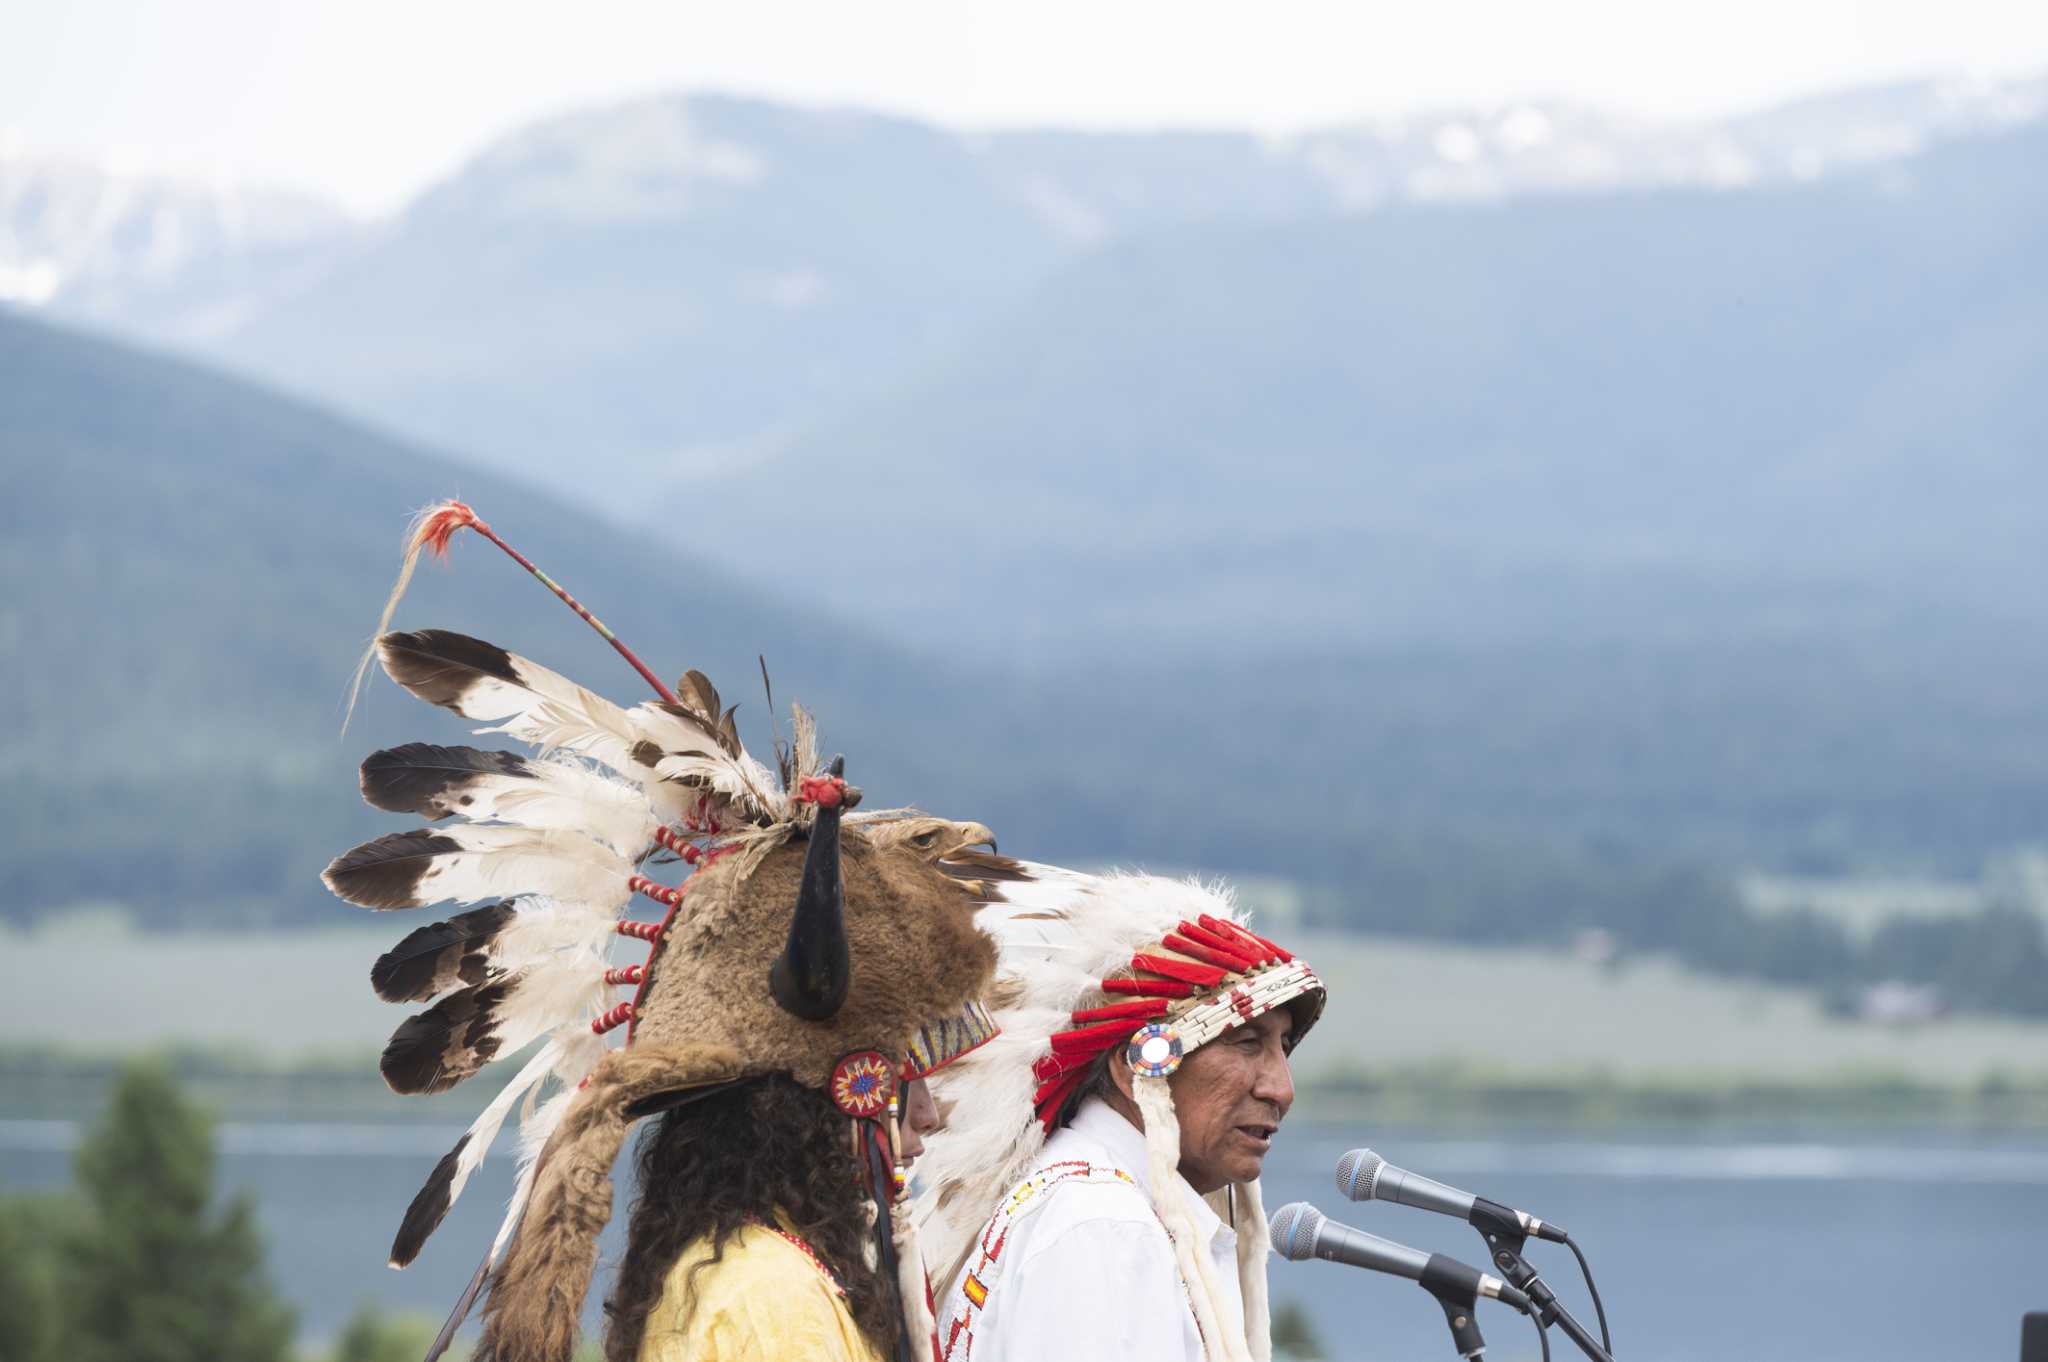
[1028,913,1325,1131]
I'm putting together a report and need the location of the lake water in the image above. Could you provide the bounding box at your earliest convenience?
[4,1118,2044,1362]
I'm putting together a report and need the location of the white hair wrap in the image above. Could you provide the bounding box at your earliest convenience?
[891,1197,936,1354]
[1135,1074,1253,1362]
[1235,1178,1274,1362]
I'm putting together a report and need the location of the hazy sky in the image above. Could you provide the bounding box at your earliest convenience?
[5,0,2046,215]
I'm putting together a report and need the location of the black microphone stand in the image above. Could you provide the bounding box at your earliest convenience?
[1418,1257,1492,1360]
[1468,1203,1614,1362]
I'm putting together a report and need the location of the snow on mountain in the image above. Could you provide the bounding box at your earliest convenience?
[0,146,361,342]
[405,96,768,226]
[989,73,2048,231]
[4,71,2039,491]
[8,72,2040,356]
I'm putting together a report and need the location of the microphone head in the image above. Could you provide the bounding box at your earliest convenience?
[1268,1201,1325,1261]
[1335,1147,1385,1201]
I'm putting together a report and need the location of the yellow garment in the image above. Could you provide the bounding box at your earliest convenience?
[638,1222,886,1362]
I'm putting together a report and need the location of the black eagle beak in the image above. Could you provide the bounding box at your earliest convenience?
[769,754,852,1020]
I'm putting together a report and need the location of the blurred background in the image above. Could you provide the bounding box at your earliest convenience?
[3,3,2047,1359]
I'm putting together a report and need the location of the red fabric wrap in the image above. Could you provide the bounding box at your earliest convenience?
[591,1002,635,1034]
[1163,932,1255,975]
[653,825,702,858]
[1102,977,1197,999]
[615,920,662,941]
[1048,1018,1142,1054]
[1069,999,1169,1025]
[1130,952,1227,988]
[1247,928,1293,962]
[1032,1073,1088,1132]
[1201,913,1290,964]
[1177,920,1261,969]
[1195,913,1263,961]
[628,876,681,907]
[1031,1052,1078,1082]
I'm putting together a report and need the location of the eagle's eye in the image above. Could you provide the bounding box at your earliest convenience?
[911,830,938,847]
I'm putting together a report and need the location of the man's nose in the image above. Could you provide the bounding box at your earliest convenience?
[904,1079,941,1135]
[1252,1048,1294,1115]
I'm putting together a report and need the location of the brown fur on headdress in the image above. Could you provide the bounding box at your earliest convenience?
[637,831,998,1088]
[471,830,997,1362]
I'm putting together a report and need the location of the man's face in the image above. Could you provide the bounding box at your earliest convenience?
[897,1075,940,1165]
[1166,1007,1296,1193]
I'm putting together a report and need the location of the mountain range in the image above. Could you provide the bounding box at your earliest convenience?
[3,76,2046,929]
[6,74,2042,499]
[689,117,2048,656]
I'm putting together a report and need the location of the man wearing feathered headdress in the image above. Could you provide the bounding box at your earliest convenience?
[321,501,1005,1362]
[915,860,1327,1362]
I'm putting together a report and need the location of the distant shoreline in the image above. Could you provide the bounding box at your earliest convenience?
[8,1047,2045,1130]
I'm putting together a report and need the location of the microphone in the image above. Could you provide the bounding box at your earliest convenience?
[1269,1202,1532,1314]
[1337,1148,1568,1243]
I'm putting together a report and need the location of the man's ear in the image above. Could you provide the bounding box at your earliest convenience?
[1108,1052,1138,1103]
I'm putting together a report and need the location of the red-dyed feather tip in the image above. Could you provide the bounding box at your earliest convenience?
[412,501,484,559]
[797,775,848,807]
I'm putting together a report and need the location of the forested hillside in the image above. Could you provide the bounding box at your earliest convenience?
[4,304,2047,1010]
[0,312,1023,923]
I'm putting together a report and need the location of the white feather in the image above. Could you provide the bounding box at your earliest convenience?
[489,896,621,972]
[410,826,632,909]
[438,1029,587,1224]
[490,1074,587,1262]
[480,694,699,827]
[630,702,789,822]
[487,956,613,1063]
[455,758,657,858]
[384,638,647,785]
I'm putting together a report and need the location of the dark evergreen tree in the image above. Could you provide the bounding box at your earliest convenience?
[1270,1299,1328,1360]
[0,1193,70,1362]
[59,1059,295,1362]
[326,1303,441,1362]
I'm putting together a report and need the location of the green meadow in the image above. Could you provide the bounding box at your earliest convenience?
[10,912,2046,1126]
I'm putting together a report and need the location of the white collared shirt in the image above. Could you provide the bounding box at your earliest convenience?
[939,1097,1245,1362]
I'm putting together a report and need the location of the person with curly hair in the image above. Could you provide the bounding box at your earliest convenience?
[606,1070,948,1362]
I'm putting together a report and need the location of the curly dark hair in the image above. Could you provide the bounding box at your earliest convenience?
[602,1074,899,1361]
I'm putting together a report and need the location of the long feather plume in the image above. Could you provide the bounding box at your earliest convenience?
[381,954,608,1095]
[378,630,781,828]
[361,743,657,857]
[388,1027,604,1267]
[323,825,631,912]
[370,896,618,1003]
[379,630,646,778]
[372,903,517,1003]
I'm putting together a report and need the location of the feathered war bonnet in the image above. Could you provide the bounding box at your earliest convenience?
[321,502,1001,1362]
[913,860,1325,1362]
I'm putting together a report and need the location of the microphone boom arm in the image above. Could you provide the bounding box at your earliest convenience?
[1468,1203,1614,1362]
